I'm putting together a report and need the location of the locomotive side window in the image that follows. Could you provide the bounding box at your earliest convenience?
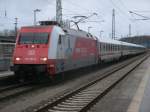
[19,32,49,44]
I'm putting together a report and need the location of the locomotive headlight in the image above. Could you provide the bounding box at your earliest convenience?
[15,57,20,61]
[40,57,48,61]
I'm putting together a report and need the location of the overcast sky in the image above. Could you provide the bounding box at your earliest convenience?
[0,0,150,38]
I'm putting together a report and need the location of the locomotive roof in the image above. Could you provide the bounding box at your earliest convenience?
[21,25,52,28]
[21,25,96,39]
[63,28,97,40]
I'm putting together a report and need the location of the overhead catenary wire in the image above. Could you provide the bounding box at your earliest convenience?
[63,0,104,21]
[117,0,130,12]
[132,10,150,13]
[129,11,150,21]
[64,0,93,14]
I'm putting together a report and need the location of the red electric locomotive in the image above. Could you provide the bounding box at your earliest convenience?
[12,21,98,80]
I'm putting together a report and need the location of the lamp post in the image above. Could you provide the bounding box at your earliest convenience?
[34,9,41,25]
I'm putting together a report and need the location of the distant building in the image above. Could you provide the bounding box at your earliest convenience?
[120,35,150,48]
[0,36,15,43]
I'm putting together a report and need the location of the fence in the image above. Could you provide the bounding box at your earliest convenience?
[0,43,15,71]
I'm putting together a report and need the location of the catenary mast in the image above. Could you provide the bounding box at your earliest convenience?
[56,0,63,25]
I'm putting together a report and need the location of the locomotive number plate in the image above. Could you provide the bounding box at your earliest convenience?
[28,50,35,56]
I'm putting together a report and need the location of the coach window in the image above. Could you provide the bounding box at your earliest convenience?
[100,43,102,51]
[101,43,104,51]
[107,44,108,51]
[113,45,114,51]
[106,44,108,51]
[117,45,118,51]
[113,45,115,51]
[103,44,105,51]
[58,35,62,44]
[104,44,106,52]
[103,43,106,52]
[110,44,112,51]
[110,44,111,51]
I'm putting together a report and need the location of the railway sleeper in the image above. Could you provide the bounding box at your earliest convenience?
[48,109,78,112]
[71,96,95,99]
[53,106,81,111]
[69,97,94,100]
[65,99,91,103]
[62,101,88,105]
[57,104,84,108]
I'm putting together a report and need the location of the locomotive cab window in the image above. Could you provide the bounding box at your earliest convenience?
[19,32,49,44]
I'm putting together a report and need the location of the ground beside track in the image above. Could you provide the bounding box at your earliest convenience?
[0,56,138,112]
[89,55,150,112]
[0,71,13,78]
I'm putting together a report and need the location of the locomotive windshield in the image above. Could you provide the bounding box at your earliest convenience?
[19,32,49,44]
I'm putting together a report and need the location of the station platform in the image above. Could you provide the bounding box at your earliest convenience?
[127,56,150,112]
[89,56,150,112]
[0,71,14,78]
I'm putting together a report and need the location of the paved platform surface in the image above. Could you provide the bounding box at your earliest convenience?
[0,71,14,78]
[139,77,150,112]
[89,56,150,112]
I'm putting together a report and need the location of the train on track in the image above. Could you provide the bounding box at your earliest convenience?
[11,21,146,80]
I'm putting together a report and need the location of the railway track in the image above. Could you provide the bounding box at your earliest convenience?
[32,53,149,112]
[0,82,50,102]
[0,82,36,101]
[0,82,31,93]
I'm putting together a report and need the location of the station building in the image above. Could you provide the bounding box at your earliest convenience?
[0,36,15,71]
[0,36,15,43]
[120,35,150,48]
